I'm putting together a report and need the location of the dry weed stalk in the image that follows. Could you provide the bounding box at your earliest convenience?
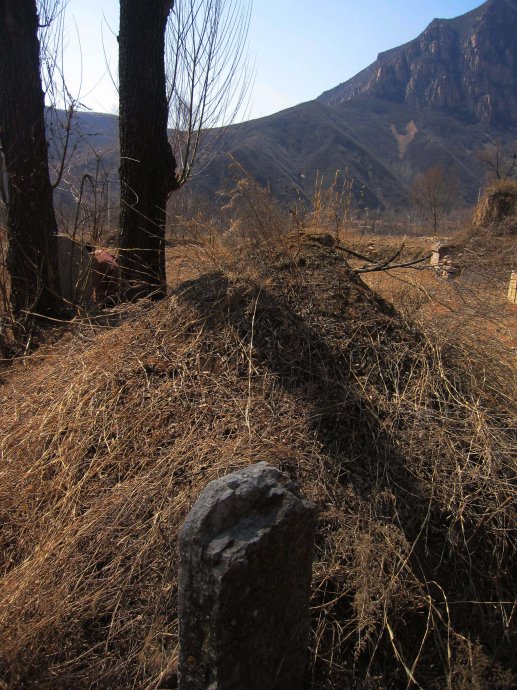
[293,170,361,242]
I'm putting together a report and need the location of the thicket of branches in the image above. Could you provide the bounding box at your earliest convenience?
[166,0,252,184]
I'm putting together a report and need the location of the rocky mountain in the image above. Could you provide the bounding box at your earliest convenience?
[66,0,517,211]
[318,0,517,126]
[182,0,517,208]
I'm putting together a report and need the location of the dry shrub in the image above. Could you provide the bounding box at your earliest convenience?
[219,175,287,246]
[293,171,359,240]
[0,231,515,689]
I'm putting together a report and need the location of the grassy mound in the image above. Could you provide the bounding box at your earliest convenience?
[472,180,517,234]
[0,233,515,689]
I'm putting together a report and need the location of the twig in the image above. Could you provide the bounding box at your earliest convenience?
[355,254,432,273]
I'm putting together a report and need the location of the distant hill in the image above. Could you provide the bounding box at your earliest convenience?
[65,0,517,210]
[189,96,507,208]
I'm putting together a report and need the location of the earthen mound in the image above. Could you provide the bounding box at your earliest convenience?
[473,179,517,234]
[0,234,514,689]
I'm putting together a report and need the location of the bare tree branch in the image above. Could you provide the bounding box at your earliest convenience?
[354,253,432,274]
[411,166,457,235]
[36,1,86,193]
[165,0,252,187]
[478,139,517,182]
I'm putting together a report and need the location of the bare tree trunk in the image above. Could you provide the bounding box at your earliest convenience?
[118,0,174,301]
[0,0,62,318]
[0,143,8,206]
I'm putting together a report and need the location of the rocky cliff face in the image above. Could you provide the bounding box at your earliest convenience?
[318,0,517,125]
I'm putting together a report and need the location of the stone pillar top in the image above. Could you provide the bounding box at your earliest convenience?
[179,461,314,552]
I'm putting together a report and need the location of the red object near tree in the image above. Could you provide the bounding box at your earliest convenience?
[91,249,119,307]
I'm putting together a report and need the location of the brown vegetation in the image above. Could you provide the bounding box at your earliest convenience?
[0,219,515,688]
[472,179,517,234]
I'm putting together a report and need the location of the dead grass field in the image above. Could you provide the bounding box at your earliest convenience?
[353,235,517,357]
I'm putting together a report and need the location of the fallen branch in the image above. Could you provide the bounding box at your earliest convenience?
[307,233,432,274]
[355,253,432,273]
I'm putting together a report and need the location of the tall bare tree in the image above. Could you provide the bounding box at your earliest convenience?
[0,0,64,318]
[118,0,175,301]
[411,166,457,235]
[478,139,517,182]
[118,0,251,300]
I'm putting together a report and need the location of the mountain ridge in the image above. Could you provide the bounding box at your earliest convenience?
[64,0,517,211]
[317,0,517,125]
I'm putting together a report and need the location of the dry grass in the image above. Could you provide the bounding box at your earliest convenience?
[0,226,515,689]
[472,179,517,234]
[360,256,517,355]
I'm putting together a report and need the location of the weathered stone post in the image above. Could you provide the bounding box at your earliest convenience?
[508,271,517,304]
[178,462,316,690]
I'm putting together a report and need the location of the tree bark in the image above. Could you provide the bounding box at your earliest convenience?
[118,0,174,300]
[0,0,62,318]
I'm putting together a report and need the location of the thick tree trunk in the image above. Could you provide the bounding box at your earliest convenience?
[0,0,62,318]
[118,0,174,301]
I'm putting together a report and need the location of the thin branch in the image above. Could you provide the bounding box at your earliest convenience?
[355,254,433,274]
[166,0,252,187]
[50,104,75,189]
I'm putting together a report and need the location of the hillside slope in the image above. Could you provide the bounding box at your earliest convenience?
[191,95,503,207]
[64,0,517,210]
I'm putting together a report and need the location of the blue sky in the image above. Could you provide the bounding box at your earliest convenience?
[62,0,482,119]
